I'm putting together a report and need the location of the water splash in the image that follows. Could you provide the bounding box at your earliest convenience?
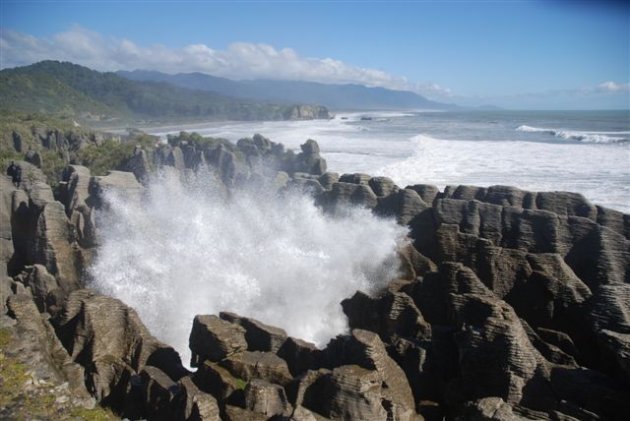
[89,169,407,364]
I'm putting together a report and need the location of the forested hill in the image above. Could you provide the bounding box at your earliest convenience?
[0,61,329,124]
[118,69,454,110]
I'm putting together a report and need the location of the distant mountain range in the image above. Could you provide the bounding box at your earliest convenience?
[117,70,454,111]
[0,61,329,124]
[0,60,455,127]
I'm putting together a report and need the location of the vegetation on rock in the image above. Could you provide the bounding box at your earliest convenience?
[0,328,118,420]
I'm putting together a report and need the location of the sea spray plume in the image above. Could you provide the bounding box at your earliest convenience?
[89,167,408,364]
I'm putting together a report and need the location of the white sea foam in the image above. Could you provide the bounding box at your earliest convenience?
[516,125,629,143]
[377,134,630,213]
[89,169,407,364]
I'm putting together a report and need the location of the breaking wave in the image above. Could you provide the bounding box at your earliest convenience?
[516,125,629,143]
[89,169,407,364]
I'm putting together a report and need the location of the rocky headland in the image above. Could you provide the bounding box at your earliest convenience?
[1,129,629,420]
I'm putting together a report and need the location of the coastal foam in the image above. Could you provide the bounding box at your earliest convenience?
[89,169,407,364]
[516,125,629,143]
[377,133,630,213]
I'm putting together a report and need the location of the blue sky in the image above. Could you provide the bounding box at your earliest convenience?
[1,0,629,109]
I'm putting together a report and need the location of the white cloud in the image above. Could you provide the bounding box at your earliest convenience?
[596,81,630,92]
[0,26,452,99]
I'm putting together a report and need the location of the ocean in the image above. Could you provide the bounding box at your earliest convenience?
[146,109,630,213]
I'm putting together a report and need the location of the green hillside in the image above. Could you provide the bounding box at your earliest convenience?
[0,61,328,124]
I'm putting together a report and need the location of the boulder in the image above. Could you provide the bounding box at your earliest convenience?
[156,145,186,171]
[5,294,92,403]
[59,165,96,248]
[24,150,42,168]
[536,328,579,360]
[205,143,245,187]
[14,161,50,196]
[60,165,91,217]
[277,337,323,377]
[369,176,399,197]
[223,405,268,421]
[289,176,325,196]
[12,130,22,152]
[124,146,151,182]
[189,315,248,366]
[301,365,388,419]
[342,291,432,342]
[548,366,628,419]
[53,290,187,411]
[484,185,532,208]
[595,205,630,240]
[243,379,292,417]
[535,191,597,221]
[15,264,63,314]
[219,312,288,353]
[88,170,144,209]
[286,105,330,121]
[448,292,552,406]
[318,172,339,190]
[406,184,441,205]
[376,188,430,225]
[301,364,420,420]
[179,376,221,420]
[596,330,630,384]
[397,243,437,280]
[457,397,520,420]
[294,139,327,175]
[0,176,16,275]
[219,351,293,386]
[587,284,630,380]
[520,319,578,367]
[325,329,417,413]
[9,195,84,298]
[317,182,378,212]
[339,173,371,185]
[139,366,184,419]
[193,360,244,401]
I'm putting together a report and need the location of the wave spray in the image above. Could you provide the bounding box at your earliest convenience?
[90,169,407,363]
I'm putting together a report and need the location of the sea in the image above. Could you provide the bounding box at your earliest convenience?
[146,109,630,214]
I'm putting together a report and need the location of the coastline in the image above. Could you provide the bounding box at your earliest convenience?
[1,131,628,419]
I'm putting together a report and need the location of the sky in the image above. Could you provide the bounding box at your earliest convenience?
[1,0,629,109]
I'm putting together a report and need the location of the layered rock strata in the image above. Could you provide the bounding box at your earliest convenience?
[2,134,628,420]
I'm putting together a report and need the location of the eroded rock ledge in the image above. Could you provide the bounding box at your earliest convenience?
[1,134,629,420]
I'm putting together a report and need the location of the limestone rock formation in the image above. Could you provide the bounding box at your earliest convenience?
[53,290,188,415]
[189,315,248,366]
[285,105,330,120]
[3,130,629,420]
[88,170,145,210]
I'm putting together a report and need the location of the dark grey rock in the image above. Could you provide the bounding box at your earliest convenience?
[406,184,441,205]
[317,182,378,212]
[376,188,429,225]
[369,176,399,197]
[24,150,42,168]
[318,172,339,190]
[220,351,293,386]
[277,337,323,377]
[338,173,371,185]
[342,291,431,342]
[244,379,292,417]
[219,312,288,353]
[53,290,188,410]
[189,315,247,366]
